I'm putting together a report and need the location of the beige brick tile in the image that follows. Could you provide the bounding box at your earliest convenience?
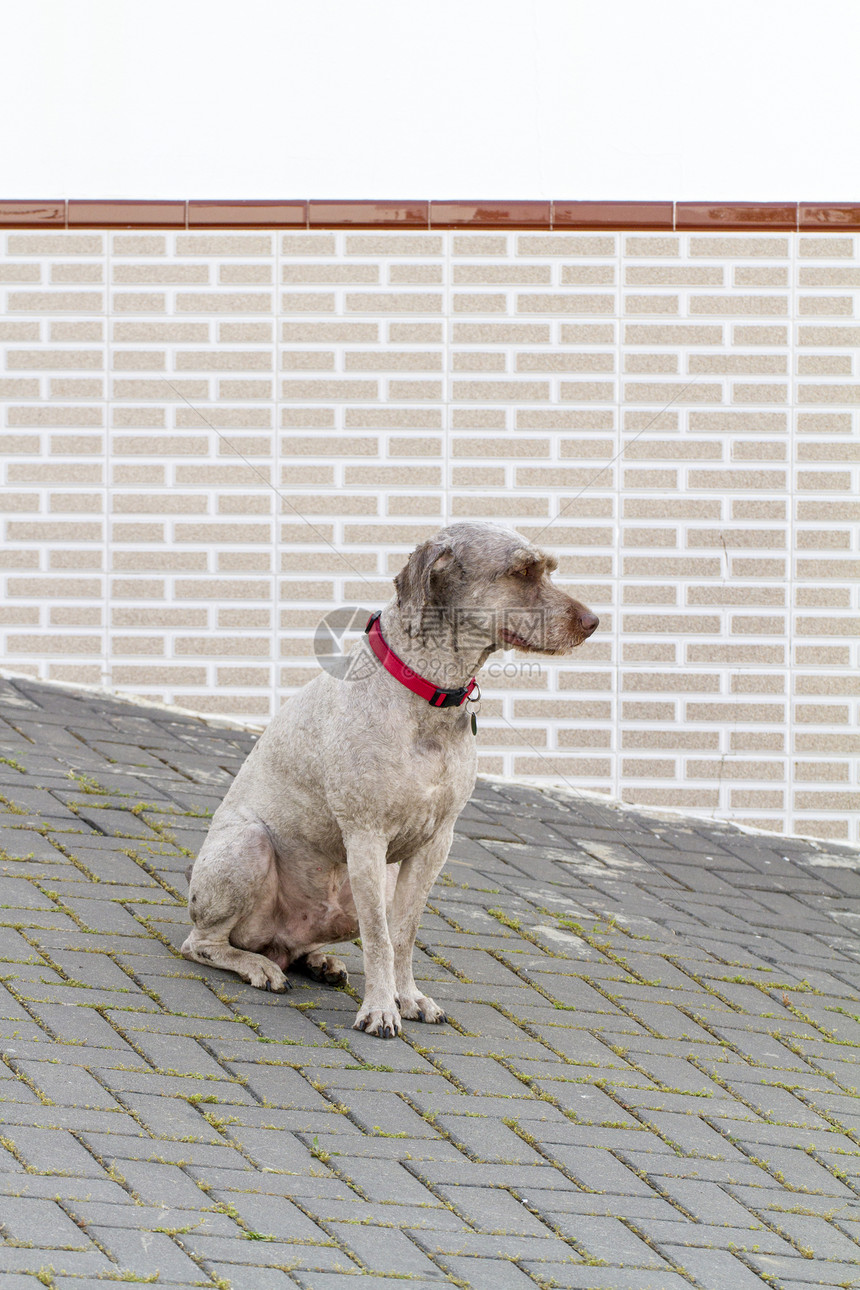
[691,295,788,316]
[798,296,854,315]
[216,493,271,513]
[219,609,272,628]
[452,352,506,372]
[50,378,103,399]
[7,576,102,598]
[624,439,721,460]
[624,295,679,315]
[622,613,720,635]
[689,585,784,606]
[623,585,677,605]
[177,235,272,256]
[112,235,165,255]
[622,527,677,547]
[518,293,614,315]
[389,323,443,342]
[559,380,617,402]
[797,355,852,374]
[0,492,38,512]
[621,700,675,720]
[48,493,102,513]
[388,436,442,456]
[0,379,40,397]
[283,436,377,456]
[517,467,610,488]
[177,292,272,313]
[625,237,679,257]
[50,433,104,453]
[731,558,787,577]
[625,324,722,344]
[8,633,101,655]
[0,263,41,282]
[114,322,208,341]
[50,549,102,569]
[113,493,206,514]
[798,325,860,347]
[795,615,860,636]
[451,380,549,402]
[111,522,164,541]
[626,381,721,403]
[219,551,271,571]
[347,292,442,313]
[733,325,789,344]
[452,322,549,343]
[733,383,788,403]
[453,293,507,314]
[685,469,789,487]
[345,236,442,256]
[0,321,41,339]
[220,322,272,342]
[561,265,616,285]
[689,354,787,374]
[283,263,379,284]
[559,324,616,343]
[796,586,852,607]
[282,378,377,401]
[0,606,39,624]
[798,236,855,256]
[798,383,860,403]
[623,556,722,577]
[623,729,718,750]
[519,235,615,256]
[624,353,678,374]
[8,463,103,484]
[8,291,104,312]
[8,235,103,254]
[518,352,614,373]
[112,351,166,371]
[218,379,272,399]
[452,409,506,428]
[453,438,549,458]
[280,235,335,255]
[627,265,722,285]
[110,635,165,655]
[112,378,207,400]
[114,264,208,284]
[112,293,167,313]
[455,264,551,284]
[689,236,789,257]
[113,407,165,428]
[281,322,377,342]
[451,495,549,518]
[689,411,786,433]
[734,266,788,286]
[345,351,442,372]
[219,264,273,284]
[0,550,39,569]
[554,728,611,748]
[176,350,272,371]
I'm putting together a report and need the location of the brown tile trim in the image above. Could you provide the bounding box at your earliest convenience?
[68,200,187,228]
[308,201,428,228]
[676,202,798,231]
[2,200,860,231]
[430,200,551,228]
[0,200,66,227]
[800,203,860,230]
[553,201,673,230]
[189,200,307,228]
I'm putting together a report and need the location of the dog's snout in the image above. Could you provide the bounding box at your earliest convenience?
[580,611,599,637]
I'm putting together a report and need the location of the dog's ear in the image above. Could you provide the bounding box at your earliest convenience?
[395,539,458,633]
[507,547,558,577]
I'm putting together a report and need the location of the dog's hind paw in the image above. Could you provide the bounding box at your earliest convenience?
[296,951,349,987]
[398,992,446,1024]
[353,1003,402,1039]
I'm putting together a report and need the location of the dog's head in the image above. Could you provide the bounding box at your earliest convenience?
[394,522,598,652]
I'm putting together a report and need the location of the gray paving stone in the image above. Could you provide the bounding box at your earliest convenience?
[4,676,860,1290]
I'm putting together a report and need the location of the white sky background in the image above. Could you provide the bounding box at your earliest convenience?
[2,0,859,200]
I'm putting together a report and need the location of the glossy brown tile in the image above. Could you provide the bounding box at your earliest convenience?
[430,201,551,228]
[189,200,307,228]
[799,203,860,230]
[553,201,672,230]
[0,200,66,227]
[309,201,428,228]
[676,203,798,231]
[68,201,186,228]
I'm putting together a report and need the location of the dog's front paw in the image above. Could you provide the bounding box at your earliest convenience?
[353,1001,402,1039]
[398,992,446,1024]
[246,958,290,992]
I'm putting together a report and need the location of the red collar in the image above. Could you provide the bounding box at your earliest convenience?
[364,612,478,708]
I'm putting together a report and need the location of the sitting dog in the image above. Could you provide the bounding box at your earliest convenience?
[182,522,598,1037]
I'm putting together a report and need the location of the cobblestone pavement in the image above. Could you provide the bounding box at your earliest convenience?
[0,674,859,1290]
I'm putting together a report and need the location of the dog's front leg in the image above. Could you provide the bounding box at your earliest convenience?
[389,828,453,1025]
[346,831,400,1038]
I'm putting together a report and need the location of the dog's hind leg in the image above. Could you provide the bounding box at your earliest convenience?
[181,813,289,992]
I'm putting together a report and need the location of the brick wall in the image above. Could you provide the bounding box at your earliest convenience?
[1,225,858,842]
